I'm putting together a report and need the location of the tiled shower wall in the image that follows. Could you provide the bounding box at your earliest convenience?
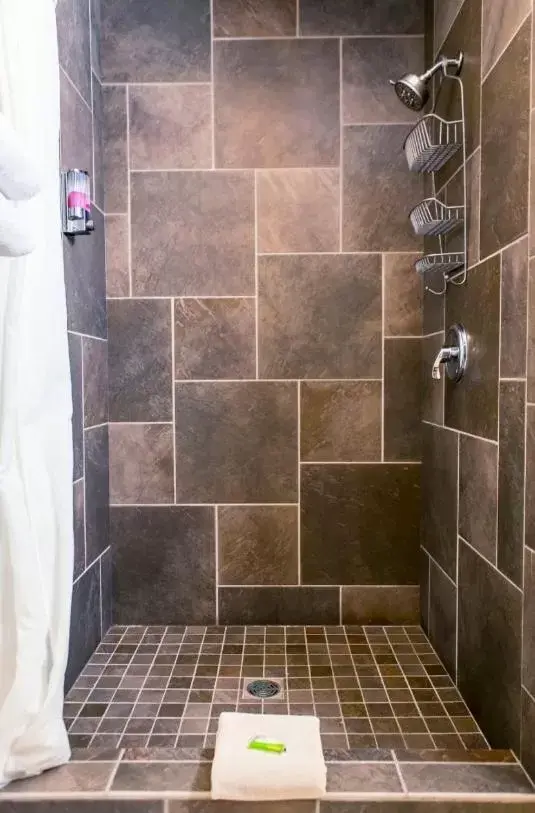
[421,0,535,780]
[101,0,425,627]
[57,0,111,689]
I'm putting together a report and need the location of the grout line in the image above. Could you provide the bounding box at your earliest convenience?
[80,335,87,569]
[59,64,92,115]
[210,0,215,169]
[84,422,109,432]
[480,7,532,85]
[171,298,177,504]
[339,37,343,252]
[175,626,208,745]
[107,295,257,300]
[215,507,219,625]
[204,626,227,746]
[421,544,457,588]
[110,502,298,508]
[459,535,524,594]
[297,380,301,585]
[125,84,132,297]
[101,81,213,87]
[393,752,408,793]
[325,625,353,749]
[68,330,107,342]
[300,460,422,465]
[422,419,498,445]
[72,545,112,587]
[254,170,259,379]
[173,378,383,383]
[212,34,425,41]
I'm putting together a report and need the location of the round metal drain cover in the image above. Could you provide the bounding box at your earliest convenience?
[247,679,281,698]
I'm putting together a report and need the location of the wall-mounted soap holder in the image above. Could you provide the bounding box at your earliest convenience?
[61,169,94,236]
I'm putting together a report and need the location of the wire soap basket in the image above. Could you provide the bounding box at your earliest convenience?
[409,198,464,237]
[415,253,464,276]
[404,114,462,173]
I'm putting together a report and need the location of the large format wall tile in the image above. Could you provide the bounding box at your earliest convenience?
[482,0,531,78]
[458,540,522,751]
[218,506,298,585]
[84,425,110,564]
[65,563,102,691]
[257,170,339,253]
[258,254,382,379]
[56,0,91,104]
[129,85,212,170]
[214,39,339,168]
[342,585,419,625]
[422,423,458,581]
[300,0,424,35]
[384,338,422,461]
[175,382,297,503]
[420,548,430,632]
[521,689,535,782]
[175,298,256,380]
[458,434,498,563]
[100,0,211,82]
[445,255,500,440]
[102,85,127,214]
[343,126,422,251]
[60,72,92,182]
[111,506,215,624]
[92,76,105,211]
[213,0,296,37]
[108,299,172,421]
[131,171,254,296]
[63,207,107,339]
[343,38,423,124]
[500,236,528,379]
[428,559,457,680]
[83,337,108,428]
[300,381,381,463]
[529,258,535,401]
[68,333,83,482]
[219,587,340,625]
[526,406,535,552]
[105,214,128,297]
[73,479,85,580]
[422,333,445,426]
[384,254,422,337]
[498,382,525,586]
[434,0,464,50]
[480,17,530,258]
[109,423,174,504]
[524,548,535,697]
[301,464,420,585]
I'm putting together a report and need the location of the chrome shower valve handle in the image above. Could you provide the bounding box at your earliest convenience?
[432,323,468,382]
[432,346,459,379]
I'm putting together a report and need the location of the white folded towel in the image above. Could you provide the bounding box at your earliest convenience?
[0,112,41,201]
[0,194,37,257]
[211,712,327,801]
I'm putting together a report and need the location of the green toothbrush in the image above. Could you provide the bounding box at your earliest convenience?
[248,736,286,754]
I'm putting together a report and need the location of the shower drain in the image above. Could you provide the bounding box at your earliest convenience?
[244,678,283,699]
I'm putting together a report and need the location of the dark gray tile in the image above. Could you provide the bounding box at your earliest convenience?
[57,0,91,104]
[0,803,161,813]
[102,85,127,214]
[384,253,422,337]
[326,762,402,792]
[109,423,174,504]
[3,762,114,794]
[422,424,458,581]
[63,206,107,338]
[343,37,423,124]
[342,586,419,625]
[69,332,84,481]
[343,126,422,251]
[384,338,422,461]
[529,258,535,401]
[101,548,113,633]
[497,381,525,586]
[214,0,296,37]
[92,76,105,211]
[83,337,108,428]
[301,464,421,585]
[501,236,528,378]
[105,214,129,297]
[218,506,298,585]
[66,562,101,691]
[101,0,210,82]
[214,39,339,168]
[257,169,339,253]
[423,275,445,336]
[482,0,531,77]
[171,804,314,813]
[108,299,172,421]
[428,559,457,680]
[218,587,339,625]
[466,147,481,270]
[60,71,92,182]
[422,333,444,425]
[111,507,215,625]
[259,254,382,379]
[85,425,109,564]
[527,407,535,552]
[300,381,381,462]
[73,479,85,580]
[300,0,424,35]
[175,298,255,380]
[131,171,254,296]
[111,762,211,791]
[400,762,533,794]
[480,17,530,258]
[91,0,102,77]
[521,688,535,783]
[523,547,535,697]
[435,0,464,50]
[458,539,522,751]
[459,434,498,563]
[174,382,297,503]
[420,547,430,633]
[129,85,212,170]
[445,255,501,440]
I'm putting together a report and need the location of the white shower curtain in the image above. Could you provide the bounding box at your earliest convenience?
[0,0,73,787]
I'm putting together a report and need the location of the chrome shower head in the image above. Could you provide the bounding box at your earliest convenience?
[390,52,464,112]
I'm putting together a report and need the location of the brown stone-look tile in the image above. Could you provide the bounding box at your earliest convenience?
[175,299,255,380]
[69,332,83,481]
[257,170,339,253]
[400,762,533,794]
[458,434,498,563]
[428,560,457,680]
[497,382,525,587]
[529,259,535,400]
[100,0,210,82]
[300,0,423,35]
[466,148,481,270]
[73,479,85,580]
[420,548,430,633]
[84,425,109,564]
[343,38,423,124]
[530,114,535,259]
[423,274,445,336]
[171,803,315,813]
[394,749,514,762]
[105,214,129,297]
[83,337,108,428]
[434,0,463,50]
[214,39,339,168]
[109,424,174,504]
[422,333,444,425]
[175,382,297,503]
[480,17,530,258]
[129,85,212,170]
[482,0,531,77]
[422,423,458,581]
[92,75,105,211]
[3,762,114,794]
[384,338,422,461]
[111,506,215,625]
[342,586,419,625]
[458,539,522,751]
[111,761,211,791]
[521,687,535,783]
[445,255,501,440]
[101,549,113,634]
[219,587,340,625]
[384,254,422,337]
[65,562,102,690]
[108,299,172,422]
[501,236,528,378]
[102,85,127,214]
[301,464,421,585]
[213,0,296,37]
[131,171,254,296]
[326,762,403,792]
[218,506,298,585]
[300,381,381,463]
[57,0,91,104]
[258,254,382,379]
[60,71,92,182]
[343,126,422,252]
[523,547,535,697]
[64,206,107,339]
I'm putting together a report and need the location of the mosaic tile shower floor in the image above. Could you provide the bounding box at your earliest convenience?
[65,624,489,752]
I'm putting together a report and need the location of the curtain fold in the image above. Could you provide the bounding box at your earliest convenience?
[0,0,73,786]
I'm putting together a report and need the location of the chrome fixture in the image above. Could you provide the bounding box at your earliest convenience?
[432,323,468,382]
[61,169,94,236]
[390,52,464,112]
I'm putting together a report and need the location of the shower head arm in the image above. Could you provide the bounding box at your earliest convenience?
[421,52,464,82]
